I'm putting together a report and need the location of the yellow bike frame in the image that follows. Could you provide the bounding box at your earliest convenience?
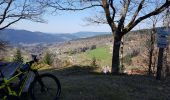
[0,70,30,99]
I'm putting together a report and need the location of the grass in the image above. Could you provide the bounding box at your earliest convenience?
[86,46,111,60]
[33,66,170,100]
[73,46,112,67]
[86,46,112,66]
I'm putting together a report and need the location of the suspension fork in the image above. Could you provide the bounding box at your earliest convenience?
[32,70,45,91]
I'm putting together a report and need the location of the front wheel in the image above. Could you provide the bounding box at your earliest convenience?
[29,73,61,100]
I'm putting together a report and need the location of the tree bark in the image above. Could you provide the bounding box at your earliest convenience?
[111,32,122,74]
[148,28,155,75]
[120,36,124,72]
[156,48,164,80]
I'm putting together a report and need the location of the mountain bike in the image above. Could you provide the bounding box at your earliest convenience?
[0,55,61,100]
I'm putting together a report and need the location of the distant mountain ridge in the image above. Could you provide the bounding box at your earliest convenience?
[73,31,111,38]
[1,27,168,45]
[0,29,110,44]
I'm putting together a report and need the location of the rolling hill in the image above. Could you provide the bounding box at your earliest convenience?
[0,29,110,44]
[0,27,168,45]
[0,29,78,44]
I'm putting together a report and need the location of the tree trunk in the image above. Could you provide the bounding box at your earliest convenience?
[111,32,122,74]
[120,36,124,72]
[148,28,155,75]
[156,48,164,80]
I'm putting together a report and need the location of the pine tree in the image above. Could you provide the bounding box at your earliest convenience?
[13,49,23,63]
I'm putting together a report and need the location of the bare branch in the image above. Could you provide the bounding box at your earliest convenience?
[125,0,145,30]
[57,4,102,10]
[102,0,116,30]
[124,0,170,34]
[84,14,107,25]
[41,0,102,11]
[118,0,130,31]
[109,0,116,21]
[0,0,46,30]
[0,0,5,5]
[0,0,13,24]
[0,17,22,30]
[163,7,170,27]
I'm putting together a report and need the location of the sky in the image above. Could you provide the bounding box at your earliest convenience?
[10,10,149,34]
[8,1,165,34]
[10,9,111,34]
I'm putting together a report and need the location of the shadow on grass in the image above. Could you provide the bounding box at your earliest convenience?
[40,65,137,76]
[38,65,170,100]
[40,65,99,76]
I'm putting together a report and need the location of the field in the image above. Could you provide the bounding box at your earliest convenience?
[87,46,111,60]
[86,46,112,66]
[34,66,170,100]
[72,46,112,67]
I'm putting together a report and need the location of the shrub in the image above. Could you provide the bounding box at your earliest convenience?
[90,45,96,50]
[81,47,89,52]
[91,57,97,67]
[131,49,140,57]
[123,48,140,65]
[69,50,77,55]
[63,60,72,67]
[53,57,63,68]
[43,51,53,66]
[123,54,132,65]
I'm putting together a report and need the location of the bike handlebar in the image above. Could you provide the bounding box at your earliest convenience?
[20,55,39,72]
[31,55,39,63]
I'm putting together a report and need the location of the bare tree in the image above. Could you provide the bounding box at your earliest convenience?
[144,0,163,75]
[0,0,45,30]
[148,18,157,75]
[162,7,170,79]
[156,7,170,80]
[163,7,170,28]
[40,0,170,74]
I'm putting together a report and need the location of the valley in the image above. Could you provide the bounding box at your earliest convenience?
[1,27,169,75]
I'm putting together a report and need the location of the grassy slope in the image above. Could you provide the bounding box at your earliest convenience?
[38,66,170,100]
[74,46,112,67]
[87,47,111,60]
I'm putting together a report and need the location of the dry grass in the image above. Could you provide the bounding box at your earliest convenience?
[39,66,170,100]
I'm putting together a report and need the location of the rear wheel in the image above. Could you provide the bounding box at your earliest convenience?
[29,73,61,100]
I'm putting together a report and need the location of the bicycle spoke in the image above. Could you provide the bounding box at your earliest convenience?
[30,74,61,100]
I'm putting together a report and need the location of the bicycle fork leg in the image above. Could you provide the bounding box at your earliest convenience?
[33,71,45,92]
